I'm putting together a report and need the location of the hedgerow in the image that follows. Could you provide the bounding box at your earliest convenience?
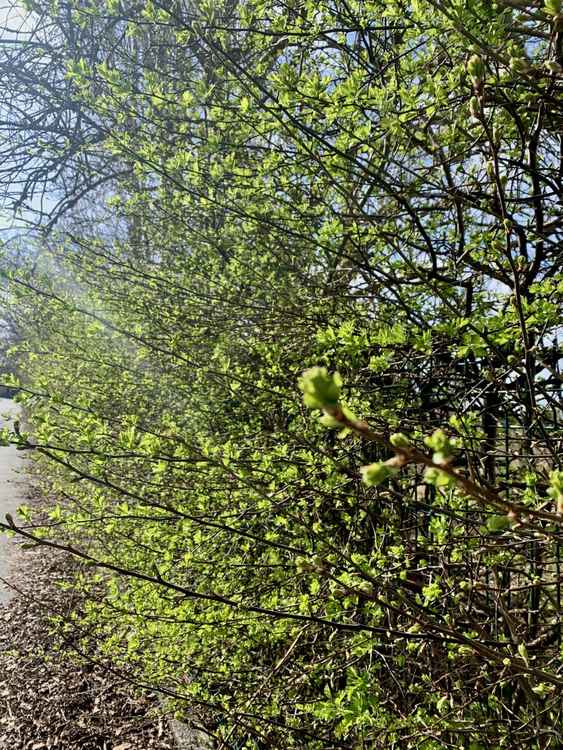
[1,0,562,747]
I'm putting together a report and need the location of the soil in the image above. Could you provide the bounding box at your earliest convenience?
[0,495,176,750]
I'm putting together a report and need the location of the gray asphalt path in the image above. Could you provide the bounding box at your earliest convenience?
[0,398,26,603]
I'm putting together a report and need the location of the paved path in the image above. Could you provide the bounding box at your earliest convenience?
[0,398,26,603]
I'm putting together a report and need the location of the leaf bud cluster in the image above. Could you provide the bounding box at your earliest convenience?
[299,367,342,410]
[423,429,457,465]
[360,460,399,486]
[467,55,485,87]
[544,0,561,16]
[390,432,411,449]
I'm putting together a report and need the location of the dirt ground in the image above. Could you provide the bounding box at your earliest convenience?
[0,507,176,750]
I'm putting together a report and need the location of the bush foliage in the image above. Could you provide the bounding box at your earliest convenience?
[0,0,562,747]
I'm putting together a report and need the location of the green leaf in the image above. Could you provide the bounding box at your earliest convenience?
[486,515,511,533]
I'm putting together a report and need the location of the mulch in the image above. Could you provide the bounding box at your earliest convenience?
[0,494,176,750]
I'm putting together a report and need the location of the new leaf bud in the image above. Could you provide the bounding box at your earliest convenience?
[390,432,411,448]
[467,54,485,86]
[299,367,342,410]
[361,461,398,486]
[544,0,561,16]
